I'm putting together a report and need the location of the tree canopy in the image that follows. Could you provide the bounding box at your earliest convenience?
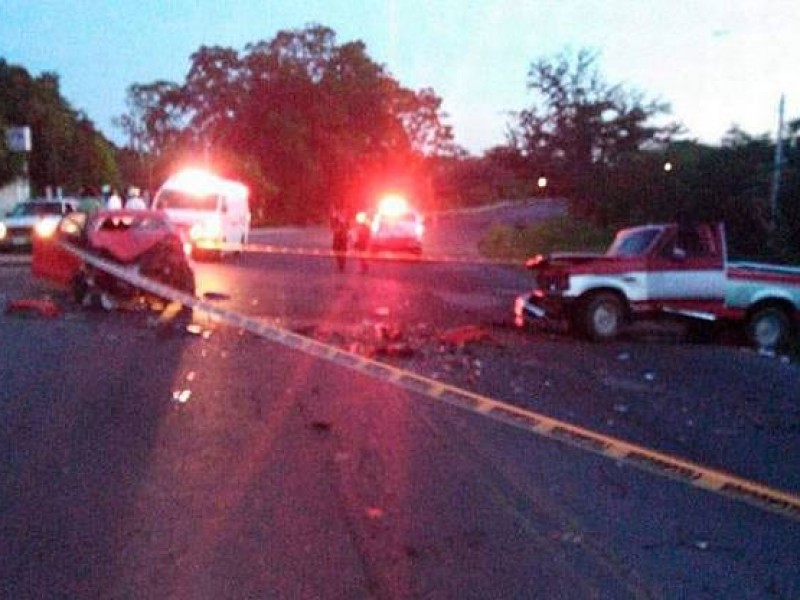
[509,48,678,217]
[0,59,119,196]
[118,24,456,224]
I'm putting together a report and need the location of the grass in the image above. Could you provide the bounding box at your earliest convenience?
[478,215,615,261]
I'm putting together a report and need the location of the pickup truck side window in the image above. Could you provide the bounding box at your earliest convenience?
[661,226,718,259]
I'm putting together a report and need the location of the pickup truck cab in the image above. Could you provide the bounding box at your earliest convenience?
[514,222,800,350]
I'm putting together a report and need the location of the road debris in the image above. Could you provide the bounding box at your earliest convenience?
[5,298,61,318]
[99,293,117,311]
[439,324,493,348]
[551,530,583,545]
[374,342,414,358]
[172,389,192,404]
[366,507,385,519]
[203,291,231,301]
[186,323,204,336]
[309,420,332,433]
[375,322,403,342]
[297,320,504,384]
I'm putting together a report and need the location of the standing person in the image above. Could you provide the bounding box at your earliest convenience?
[353,211,372,274]
[78,185,102,214]
[125,187,146,210]
[107,188,122,209]
[330,208,349,272]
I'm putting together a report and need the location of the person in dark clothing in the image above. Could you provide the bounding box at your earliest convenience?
[353,211,372,274]
[330,209,349,272]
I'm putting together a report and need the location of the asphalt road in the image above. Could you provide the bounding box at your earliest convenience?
[1,202,799,599]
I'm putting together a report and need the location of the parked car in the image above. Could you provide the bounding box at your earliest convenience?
[0,198,79,251]
[369,194,424,254]
[514,222,800,350]
[32,208,195,311]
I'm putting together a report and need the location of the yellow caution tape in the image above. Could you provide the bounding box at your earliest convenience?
[195,240,521,266]
[64,242,800,522]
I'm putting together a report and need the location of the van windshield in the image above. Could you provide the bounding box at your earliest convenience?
[155,189,218,211]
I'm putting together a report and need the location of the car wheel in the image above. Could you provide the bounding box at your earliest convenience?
[582,292,625,341]
[141,238,190,287]
[71,271,89,305]
[747,306,791,351]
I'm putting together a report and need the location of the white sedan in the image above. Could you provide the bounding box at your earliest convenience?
[0,198,79,250]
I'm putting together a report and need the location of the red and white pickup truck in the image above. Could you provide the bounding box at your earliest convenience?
[514,222,800,350]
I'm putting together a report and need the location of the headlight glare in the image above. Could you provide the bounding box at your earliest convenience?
[34,218,59,238]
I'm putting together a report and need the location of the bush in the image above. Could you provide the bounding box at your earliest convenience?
[478,216,614,260]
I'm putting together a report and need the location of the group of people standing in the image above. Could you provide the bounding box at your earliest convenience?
[330,208,372,273]
[106,186,147,210]
[77,185,149,213]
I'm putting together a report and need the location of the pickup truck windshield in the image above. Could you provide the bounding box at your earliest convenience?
[606,227,661,257]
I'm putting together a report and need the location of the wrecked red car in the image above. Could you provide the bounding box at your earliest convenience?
[32,209,195,310]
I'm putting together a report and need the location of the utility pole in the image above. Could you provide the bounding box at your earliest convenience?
[769,94,785,233]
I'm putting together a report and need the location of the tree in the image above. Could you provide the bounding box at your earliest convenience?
[0,60,36,187]
[116,81,185,157]
[1,59,119,195]
[511,48,678,219]
[73,114,120,190]
[116,24,455,224]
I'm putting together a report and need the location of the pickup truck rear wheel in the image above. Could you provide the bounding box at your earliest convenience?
[747,306,791,351]
[582,292,625,341]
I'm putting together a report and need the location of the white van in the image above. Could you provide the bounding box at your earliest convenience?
[152,168,250,258]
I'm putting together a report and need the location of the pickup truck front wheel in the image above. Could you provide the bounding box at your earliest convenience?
[580,292,625,341]
[747,306,791,351]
